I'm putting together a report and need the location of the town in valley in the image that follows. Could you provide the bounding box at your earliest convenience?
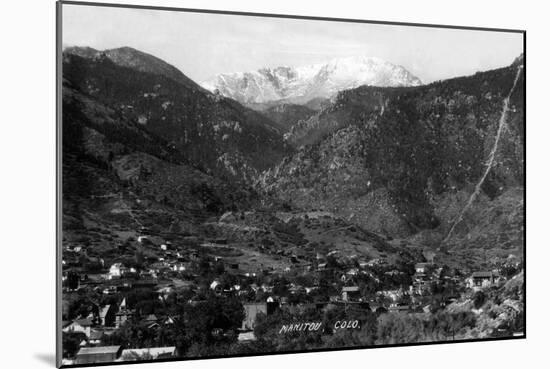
[60,6,525,365]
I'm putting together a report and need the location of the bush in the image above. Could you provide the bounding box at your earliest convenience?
[473,291,487,309]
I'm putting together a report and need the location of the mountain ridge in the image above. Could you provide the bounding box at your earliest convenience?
[64,46,205,92]
[202,55,422,106]
[62,49,292,184]
[259,59,524,265]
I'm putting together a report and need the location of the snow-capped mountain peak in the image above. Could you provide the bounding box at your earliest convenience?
[201,56,422,105]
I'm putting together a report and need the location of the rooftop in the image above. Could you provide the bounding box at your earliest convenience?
[472,271,494,278]
[342,286,360,292]
[73,318,93,327]
[120,347,176,360]
[77,346,121,355]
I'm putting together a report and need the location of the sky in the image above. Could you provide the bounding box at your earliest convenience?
[62,4,523,84]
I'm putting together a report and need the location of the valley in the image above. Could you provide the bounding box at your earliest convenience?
[61,46,525,364]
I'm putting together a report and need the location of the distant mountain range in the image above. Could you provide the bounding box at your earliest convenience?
[201,56,422,106]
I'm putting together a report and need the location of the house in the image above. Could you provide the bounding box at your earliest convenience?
[115,298,134,328]
[377,289,404,302]
[367,258,384,267]
[288,284,302,294]
[412,275,432,295]
[140,269,158,279]
[63,318,93,338]
[156,286,174,300]
[115,309,134,328]
[75,346,122,365]
[237,331,256,342]
[88,330,104,345]
[164,316,176,325]
[415,263,432,274]
[142,314,159,329]
[120,347,176,361]
[102,286,117,295]
[61,320,72,330]
[341,286,361,302]
[171,263,186,272]
[261,284,274,293]
[241,303,268,330]
[305,286,318,294]
[469,271,496,290]
[108,263,129,279]
[99,304,117,327]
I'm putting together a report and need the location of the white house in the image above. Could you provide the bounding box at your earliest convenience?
[415,263,431,274]
[109,263,129,279]
[63,318,93,338]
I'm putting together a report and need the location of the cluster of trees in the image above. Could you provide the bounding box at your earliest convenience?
[377,311,476,344]
[102,292,245,357]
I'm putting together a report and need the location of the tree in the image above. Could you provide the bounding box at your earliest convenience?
[169,294,244,356]
[473,291,487,309]
[376,313,425,345]
[62,332,86,358]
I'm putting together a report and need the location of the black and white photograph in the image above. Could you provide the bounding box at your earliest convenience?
[57,1,525,367]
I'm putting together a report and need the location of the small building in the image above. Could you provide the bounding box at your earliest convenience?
[115,298,134,328]
[156,286,174,299]
[115,310,134,328]
[75,346,122,365]
[469,271,496,290]
[342,286,361,302]
[412,275,432,295]
[102,286,117,295]
[63,318,93,338]
[237,331,256,342]
[109,263,129,279]
[415,263,432,274]
[120,347,177,361]
[143,314,158,327]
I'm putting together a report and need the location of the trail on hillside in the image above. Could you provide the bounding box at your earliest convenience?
[443,66,523,244]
